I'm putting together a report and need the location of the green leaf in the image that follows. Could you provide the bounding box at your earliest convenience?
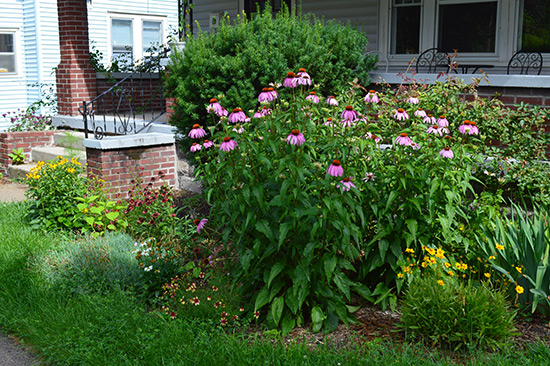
[90,206,103,215]
[271,296,284,326]
[254,287,270,311]
[324,256,337,281]
[311,306,325,333]
[333,272,351,301]
[105,211,119,221]
[267,262,285,288]
[255,220,274,241]
[406,219,417,241]
[281,314,295,336]
[84,217,95,225]
[278,221,292,250]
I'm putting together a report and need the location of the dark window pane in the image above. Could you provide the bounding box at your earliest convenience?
[0,34,14,53]
[438,2,497,53]
[392,5,420,54]
[522,0,550,53]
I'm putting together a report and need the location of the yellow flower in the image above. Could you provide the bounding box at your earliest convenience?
[429,257,437,265]
[427,248,436,256]
[404,266,411,273]
[484,272,491,278]
[421,261,428,268]
[489,255,496,260]
[405,248,415,254]
[397,273,404,278]
[435,249,445,259]
[455,262,460,269]
[516,266,522,273]
[496,244,504,250]
[437,280,444,286]
[516,285,524,294]
[67,168,75,174]
[444,262,451,268]
[448,270,454,276]
[461,263,468,270]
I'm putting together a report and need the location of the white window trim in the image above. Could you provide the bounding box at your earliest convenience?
[107,12,167,65]
[0,29,19,76]
[378,0,517,68]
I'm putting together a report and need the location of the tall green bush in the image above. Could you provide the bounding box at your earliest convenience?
[165,7,376,149]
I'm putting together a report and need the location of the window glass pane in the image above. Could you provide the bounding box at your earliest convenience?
[0,55,15,73]
[438,2,497,53]
[143,21,162,52]
[392,5,421,54]
[0,34,14,53]
[112,19,133,48]
[521,0,550,52]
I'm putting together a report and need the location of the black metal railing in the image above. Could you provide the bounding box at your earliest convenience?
[79,48,170,139]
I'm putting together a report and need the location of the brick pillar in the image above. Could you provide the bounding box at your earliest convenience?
[56,0,97,116]
[166,97,177,122]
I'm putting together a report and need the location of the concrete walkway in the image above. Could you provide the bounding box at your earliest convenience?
[0,182,28,203]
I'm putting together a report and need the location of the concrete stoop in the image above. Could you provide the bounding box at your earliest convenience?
[8,131,87,180]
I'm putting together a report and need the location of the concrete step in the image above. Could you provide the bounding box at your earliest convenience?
[53,131,86,150]
[7,163,35,180]
[31,146,86,165]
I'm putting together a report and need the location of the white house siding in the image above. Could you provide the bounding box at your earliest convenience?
[87,0,179,69]
[35,0,59,114]
[0,1,26,131]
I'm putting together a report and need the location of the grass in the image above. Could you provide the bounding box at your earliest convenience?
[0,201,549,365]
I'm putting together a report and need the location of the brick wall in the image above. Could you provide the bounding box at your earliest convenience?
[468,86,550,108]
[96,75,165,113]
[86,144,177,198]
[166,97,177,122]
[0,131,56,174]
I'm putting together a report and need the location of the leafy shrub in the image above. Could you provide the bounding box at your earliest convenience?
[399,275,516,350]
[34,233,140,293]
[25,157,92,230]
[476,203,550,315]
[74,194,129,238]
[165,6,376,150]
[188,70,490,332]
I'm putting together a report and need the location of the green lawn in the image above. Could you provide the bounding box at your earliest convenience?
[0,202,548,365]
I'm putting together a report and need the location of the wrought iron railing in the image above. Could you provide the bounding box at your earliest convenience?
[79,48,170,139]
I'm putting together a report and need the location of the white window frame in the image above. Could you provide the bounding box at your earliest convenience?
[107,13,167,66]
[378,0,516,67]
[0,29,19,76]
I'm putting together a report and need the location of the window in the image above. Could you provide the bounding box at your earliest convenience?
[520,0,550,53]
[391,0,421,54]
[0,32,16,73]
[109,14,166,65]
[244,0,292,15]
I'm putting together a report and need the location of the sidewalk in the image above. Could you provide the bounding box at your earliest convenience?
[0,181,28,203]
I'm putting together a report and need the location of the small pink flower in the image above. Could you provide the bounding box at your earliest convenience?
[327,160,344,177]
[190,143,202,152]
[207,98,225,116]
[340,120,356,128]
[232,126,244,134]
[324,117,333,126]
[395,133,412,146]
[297,68,312,86]
[283,72,298,88]
[459,120,479,135]
[258,88,274,103]
[366,132,381,143]
[363,172,375,182]
[286,129,306,146]
[341,105,358,122]
[326,96,338,106]
[394,108,409,121]
[268,87,278,99]
[203,140,214,149]
[407,96,419,104]
[364,90,379,103]
[188,124,206,139]
[305,91,319,103]
[228,108,247,123]
[194,218,208,233]
[220,136,238,152]
[423,114,436,124]
[439,147,454,158]
[437,116,449,128]
[427,125,443,136]
[414,108,427,118]
[337,177,356,191]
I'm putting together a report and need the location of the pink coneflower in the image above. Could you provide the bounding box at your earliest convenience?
[194,218,208,234]
[341,105,359,122]
[414,108,427,118]
[427,125,443,136]
[437,116,449,128]
[258,87,274,103]
[190,143,202,152]
[363,172,375,182]
[188,124,206,139]
[220,136,238,152]
[340,120,356,128]
[297,68,312,86]
[306,91,319,103]
[423,114,436,124]
[228,108,247,123]
[267,87,278,99]
[439,147,454,158]
[286,129,306,146]
[207,98,225,116]
[407,96,419,104]
[284,72,298,88]
[203,140,214,149]
[394,108,409,121]
[469,121,479,135]
[364,90,379,103]
[232,126,245,134]
[337,177,356,191]
[395,133,412,146]
[326,96,338,106]
[366,133,382,143]
[327,160,344,177]
[411,142,421,150]
[459,120,479,135]
[324,117,333,126]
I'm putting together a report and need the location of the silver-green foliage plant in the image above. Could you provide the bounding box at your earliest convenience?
[400,276,516,350]
[477,203,550,315]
